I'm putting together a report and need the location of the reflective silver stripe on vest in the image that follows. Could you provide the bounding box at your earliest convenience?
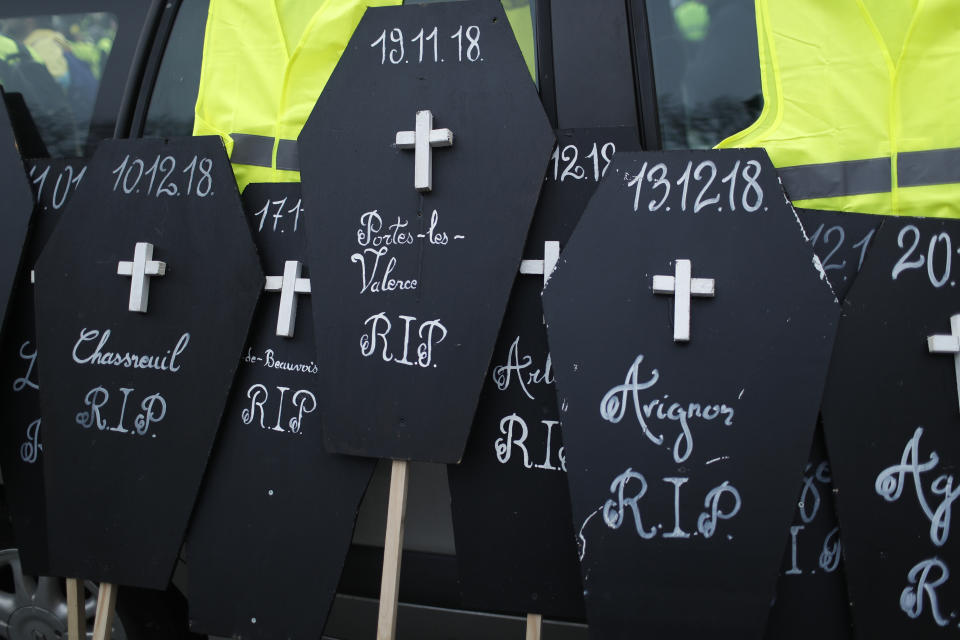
[275,139,300,172]
[777,157,891,201]
[778,148,960,201]
[898,148,960,188]
[229,134,300,171]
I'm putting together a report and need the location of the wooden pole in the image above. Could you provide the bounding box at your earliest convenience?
[91,582,118,640]
[66,578,86,640]
[526,613,543,640]
[376,459,410,640]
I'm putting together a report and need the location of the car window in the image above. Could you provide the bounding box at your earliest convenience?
[142,0,209,139]
[646,0,761,149]
[143,0,538,141]
[0,13,116,157]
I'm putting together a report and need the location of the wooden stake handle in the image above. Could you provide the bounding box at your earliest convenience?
[526,613,543,640]
[377,459,410,640]
[66,578,86,640]
[91,582,118,640]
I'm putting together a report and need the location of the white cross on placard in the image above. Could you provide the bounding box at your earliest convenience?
[519,241,560,289]
[395,110,454,192]
[264,260,312,338]
[927,314,960,413]
[117,242,166,313]
[652,259,716,343]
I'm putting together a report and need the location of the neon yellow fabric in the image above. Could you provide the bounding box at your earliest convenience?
[718,0,960,218]
[0,36,20,60]
[97,37,113,58]
[505,4,536,81]
[861,0,918,61]
[0,35,46,64]
[194,0,401,190]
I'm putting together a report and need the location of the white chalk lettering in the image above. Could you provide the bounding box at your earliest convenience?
[581,470,741,553]
[534,420,562,471]
[900,558,951,627]
[602,468,656,538]
[786,525,804,575]
[351,247,418,294]
[71,328,189,373]
[360,312,447,368]
[600,354,736,462]
[495,413,530,467]
[875,427,960,547]
[19,419,41,464]
[798,461,831,523]
[241,383,316,435]
[697,481,742,538]
[819,526,842,573]
[74,386,166,436]
[13,341,39,392]
[491,336,553,400]
[356,210,415,248]
[663,477,691,539]
[493,414,565,473]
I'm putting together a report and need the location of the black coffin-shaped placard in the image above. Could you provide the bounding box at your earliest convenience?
[299,0,554,463]
[821,217,960,638]
[763,421,851,640]
[187,183,376,639]
[448,128,640,619]
[796,208,881,302]
[763,208,882,640]
[0,91,35,341]
[542,149,839,639]
[34,138,262,589]
[0,159,88,575]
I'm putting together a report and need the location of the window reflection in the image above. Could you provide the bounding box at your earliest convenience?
[0,13,116,157]
[646,0,761,149]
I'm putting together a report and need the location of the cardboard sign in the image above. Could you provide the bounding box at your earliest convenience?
[821,217,960,637]
[763,208,881,640]
[542,149,838,638]
[187,183,377,639]
[447,128,639,619]
[34,138,262,589]
[0,159,88,575]
[298,0,554,463]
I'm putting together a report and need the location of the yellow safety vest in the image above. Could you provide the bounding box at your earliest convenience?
[718,0,960,218]
[505,3,536,81]
[0,36,20,60]
[193,0,402,190]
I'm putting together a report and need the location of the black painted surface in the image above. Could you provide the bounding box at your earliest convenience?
[821,217,960,638]
[796,208,881,303]
[0,91,35,349]
[542,149,838,639]
[0,159,88,576]
[763,423,852,640]
[299,0,554,463]
[762,208,882,640]
[187,183,376,639]
[0,96,48,574]
[34,137,262,589]
[550,0,638,130]
[448,128,639,620]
